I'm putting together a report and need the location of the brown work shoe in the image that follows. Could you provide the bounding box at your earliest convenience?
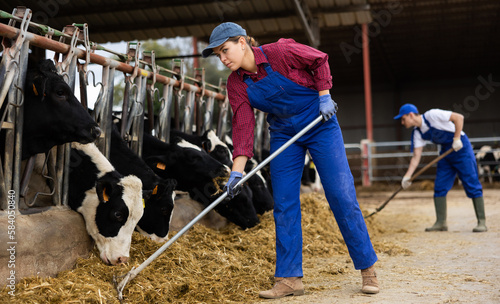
[259,277,305,299]
[361,266,379,294]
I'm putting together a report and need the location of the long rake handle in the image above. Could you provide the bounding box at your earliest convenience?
[364,147,454,218]
[116,115,323,300]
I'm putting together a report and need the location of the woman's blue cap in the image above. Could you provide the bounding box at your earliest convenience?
[394,103,419,119]
[202,22,247,58]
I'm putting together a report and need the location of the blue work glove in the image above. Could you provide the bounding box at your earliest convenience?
[319,94,338,121]
[223,171,243,199]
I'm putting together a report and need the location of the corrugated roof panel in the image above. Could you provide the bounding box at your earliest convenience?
[245,19,266,35]
[324,13,341,27]
[252,0,271,13]
[158,7,178,20]
[141,8,164,23]
[339,12,356,25]
[185,24,205,37]
[175,5,194,20]
[335,0,352,7]
[355,11,372,23]
[258,19,280,34]
[236,1,256,16]
[189,4,210,19]
[351,0,368,5]
[170,25,190,37]
[275,17,295,31]
[268,0,287,12]
[116,11,135,25]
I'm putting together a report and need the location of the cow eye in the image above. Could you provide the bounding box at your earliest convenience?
[114,211,124,222]
[56,90,65,97]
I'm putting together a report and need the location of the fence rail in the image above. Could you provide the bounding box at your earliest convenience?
[357,137,500,185]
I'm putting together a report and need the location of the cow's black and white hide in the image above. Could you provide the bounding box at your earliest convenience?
[476,145,500,183]
[19,59,100,159]
[301,153,322,193]
[142,132,229,192]
[142,133,259,229]
[68,142,143,265]
[171,129,233,167]
[244,158,274,214]
[109,125,177,242]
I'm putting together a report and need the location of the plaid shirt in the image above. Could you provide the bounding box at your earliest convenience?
[227,38,332,160]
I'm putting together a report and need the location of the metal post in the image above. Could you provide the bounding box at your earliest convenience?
[362,23,373,141]
[157,79,175,143]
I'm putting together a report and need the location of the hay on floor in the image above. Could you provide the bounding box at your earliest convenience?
[1,192,408,303]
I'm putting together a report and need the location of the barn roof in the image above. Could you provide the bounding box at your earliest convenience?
[1,0,499,87]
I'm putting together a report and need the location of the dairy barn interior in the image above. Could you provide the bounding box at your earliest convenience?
[0,0,499,302]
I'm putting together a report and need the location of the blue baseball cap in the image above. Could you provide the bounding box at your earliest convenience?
[394,103,419,119]
[202,22,247,58]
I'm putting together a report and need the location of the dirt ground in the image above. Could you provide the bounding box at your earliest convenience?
[255,188,500,304]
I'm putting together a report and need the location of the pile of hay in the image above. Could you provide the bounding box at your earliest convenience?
[1,192,408,303]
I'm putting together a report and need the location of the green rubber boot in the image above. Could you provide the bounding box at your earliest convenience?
[425,196,448,231]
[472,197,488,232]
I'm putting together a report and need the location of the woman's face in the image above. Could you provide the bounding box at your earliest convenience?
[213,38,245,71]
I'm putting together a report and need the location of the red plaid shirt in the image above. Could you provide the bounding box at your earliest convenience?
[227,38,333,160]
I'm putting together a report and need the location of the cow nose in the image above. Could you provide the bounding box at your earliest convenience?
[116,256,128,264]
[91,126,102,139]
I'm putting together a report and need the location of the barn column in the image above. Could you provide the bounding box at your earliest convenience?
[362,23,373,186]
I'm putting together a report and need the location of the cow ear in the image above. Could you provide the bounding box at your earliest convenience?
[201,139,211,153]
[96,179,113,203]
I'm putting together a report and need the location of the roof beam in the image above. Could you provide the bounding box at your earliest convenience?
[293,0,320,48]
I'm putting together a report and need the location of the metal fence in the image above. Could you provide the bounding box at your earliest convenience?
[0,7,271,211]
[355,136,500,185]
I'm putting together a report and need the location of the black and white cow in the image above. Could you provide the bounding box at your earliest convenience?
[301,153,322,192]
[476,145,500,183]
[142,133,259,229]
[244,158,274,214]
[169,129,270,225]
[142,132,229,192]
[214,132,274,214]
[109,125,177,242]
[171,129,233,167]
[69,142,143,265]
[20,59,101,159]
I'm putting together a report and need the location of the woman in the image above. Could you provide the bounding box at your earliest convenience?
[202,22,379,298]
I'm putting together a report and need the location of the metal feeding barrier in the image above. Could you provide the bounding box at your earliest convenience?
[0,6,237,212]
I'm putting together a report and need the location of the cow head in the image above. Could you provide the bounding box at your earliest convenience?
[22,59,101,159]
[202,130,233,167]
[214,183,259,229]
[136,179,177,242]
[145,138,230,192]
[77,171,143,266]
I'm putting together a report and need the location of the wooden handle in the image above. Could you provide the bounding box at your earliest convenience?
[410,147,454,182]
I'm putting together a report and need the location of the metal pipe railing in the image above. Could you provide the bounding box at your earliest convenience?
[0,22,226,102]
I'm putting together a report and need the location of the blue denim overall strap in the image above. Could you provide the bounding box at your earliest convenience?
[243,48,320,135]
[243,48,378,276]
[411,114,455,152]
[415,115,482,198]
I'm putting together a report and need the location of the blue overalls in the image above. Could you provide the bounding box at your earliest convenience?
[243,48,377,277]
[413,115,482,198]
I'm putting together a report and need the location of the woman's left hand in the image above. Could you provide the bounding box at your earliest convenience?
[319,94,338,121]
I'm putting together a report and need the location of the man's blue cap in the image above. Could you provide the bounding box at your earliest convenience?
[394,103,419,119]
[202,22,247,58]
